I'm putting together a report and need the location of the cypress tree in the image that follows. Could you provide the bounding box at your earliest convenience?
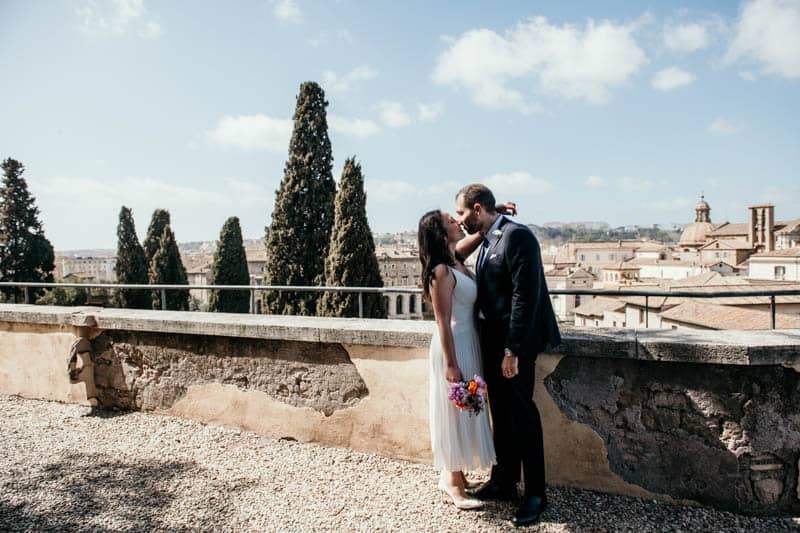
[264,81,336,315]
[320,158,385,318]
[143,208,170,266]
[0,158,55,302]
[149,225,189,310]
[113,206,150,309]
[209,216,250,313]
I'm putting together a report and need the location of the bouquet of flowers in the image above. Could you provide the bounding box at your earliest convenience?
[447,375,488,416]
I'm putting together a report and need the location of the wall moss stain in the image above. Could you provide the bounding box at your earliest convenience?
[92,331,369,416]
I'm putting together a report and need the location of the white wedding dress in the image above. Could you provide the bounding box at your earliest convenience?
[429,267,496,471]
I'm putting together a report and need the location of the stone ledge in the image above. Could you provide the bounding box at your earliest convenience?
[1,304,799,365]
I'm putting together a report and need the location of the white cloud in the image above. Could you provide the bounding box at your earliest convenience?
[321,65,377,93]
[272,0,301,23]
[417,102,444,122]
[432,16,647,111]
[651,67,695,91]
[724,0,800,79]
[328,115,381,138]
[663,22,709,52]
[585,175,607,188]
[376,101,413,128]
[205,113,292,151]
[138,20,161,39]
[738,71,757,81]
[484,171,553,196]
[33,175,276,249]
[615,176,654,191]
[706,117,742,136]
[366,180,419,202]
[76,0,162,38]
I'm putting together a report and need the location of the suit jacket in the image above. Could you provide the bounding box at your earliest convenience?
[476,216,561,357]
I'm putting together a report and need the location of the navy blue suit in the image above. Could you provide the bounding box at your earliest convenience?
[476,216,561,497]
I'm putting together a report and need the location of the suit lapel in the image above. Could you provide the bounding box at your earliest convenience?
[477,216,509,285]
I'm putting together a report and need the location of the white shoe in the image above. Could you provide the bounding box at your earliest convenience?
[438,482,484,510]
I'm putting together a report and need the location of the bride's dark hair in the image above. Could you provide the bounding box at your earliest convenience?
[418,210,459,301]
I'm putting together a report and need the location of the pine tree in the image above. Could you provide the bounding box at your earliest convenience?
[0,158,55,302]
[113,206,150,309]
[264,81,336,315]
[319,158,385,318]
[143,209,170,266]
[209,216,250,313]
[149,225,190,310]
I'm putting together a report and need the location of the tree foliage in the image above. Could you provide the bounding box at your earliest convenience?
[0,158,54,302]
[143,209,170,266]
[319,158,385,318]
[264,82,336,315]
[149,225,190,310]
[113,206,150,309]
[209,216,250,313]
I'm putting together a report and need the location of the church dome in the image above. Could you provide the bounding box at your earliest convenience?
[680,194,714,247]
[679,222,715,247]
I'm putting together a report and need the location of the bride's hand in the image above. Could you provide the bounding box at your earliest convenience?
[496,201,517,216]
[445,364,463,383]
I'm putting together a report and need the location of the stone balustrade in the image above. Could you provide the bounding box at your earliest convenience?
[0,304,798,514]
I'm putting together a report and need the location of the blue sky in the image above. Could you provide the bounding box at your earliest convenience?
[1,0,798,250]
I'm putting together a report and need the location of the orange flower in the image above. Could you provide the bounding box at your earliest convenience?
[468,381,478,394]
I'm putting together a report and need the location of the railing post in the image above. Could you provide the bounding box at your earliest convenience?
[644,295,649,328]
[771,295,776,329]
[23,286,30,304]
[358,292,363,318]
[250,289,255,314]
[161,289,167,311]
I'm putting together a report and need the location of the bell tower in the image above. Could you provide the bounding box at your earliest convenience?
[748,204,775,252]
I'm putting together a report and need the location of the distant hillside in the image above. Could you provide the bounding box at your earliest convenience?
[528,223,682,247]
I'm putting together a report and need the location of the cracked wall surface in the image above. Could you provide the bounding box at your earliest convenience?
[545,356,800,513]
[92,331,368,416]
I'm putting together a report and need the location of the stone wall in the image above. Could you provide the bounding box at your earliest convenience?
[0,304,798,514]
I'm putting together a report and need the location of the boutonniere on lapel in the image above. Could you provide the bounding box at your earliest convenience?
[491,229,503,238]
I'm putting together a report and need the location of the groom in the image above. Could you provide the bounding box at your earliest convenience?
[455,184,561,527]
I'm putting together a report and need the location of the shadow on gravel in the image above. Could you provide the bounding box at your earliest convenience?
[0,452,253,532]
[82,406,135,419]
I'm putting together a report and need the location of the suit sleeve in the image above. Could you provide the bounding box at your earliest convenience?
[504,227,542,356]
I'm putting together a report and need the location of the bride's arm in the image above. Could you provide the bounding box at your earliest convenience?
[454,202,518,259]
[454,231,484,260]
[430,265,463,383]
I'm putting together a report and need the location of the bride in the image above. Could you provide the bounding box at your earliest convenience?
[417,203,514,510]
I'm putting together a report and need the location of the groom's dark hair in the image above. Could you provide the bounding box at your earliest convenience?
[457,183,496,213]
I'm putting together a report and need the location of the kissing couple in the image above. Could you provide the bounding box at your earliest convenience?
[417,183,561,527]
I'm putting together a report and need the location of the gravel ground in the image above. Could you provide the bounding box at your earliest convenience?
[1,395,798,532]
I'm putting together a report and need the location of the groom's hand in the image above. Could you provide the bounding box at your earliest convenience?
[502,352,519,379]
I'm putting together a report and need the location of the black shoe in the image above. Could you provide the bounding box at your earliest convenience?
[466,481,517,501]
[511,495,547,528]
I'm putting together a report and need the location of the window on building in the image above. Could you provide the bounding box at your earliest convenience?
[396,298,403,315]
[639,309,645,323]
[595,254,600,261]
[575,295,581,307]
[409,297,416,313]
[775,266,786,280]
[580,254,586,262]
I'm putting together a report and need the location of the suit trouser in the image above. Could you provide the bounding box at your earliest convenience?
[480,323,546,497]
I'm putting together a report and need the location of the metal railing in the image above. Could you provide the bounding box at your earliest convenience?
[547,287,800,329]
[1,282,799,328]
[0,282,421,319]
